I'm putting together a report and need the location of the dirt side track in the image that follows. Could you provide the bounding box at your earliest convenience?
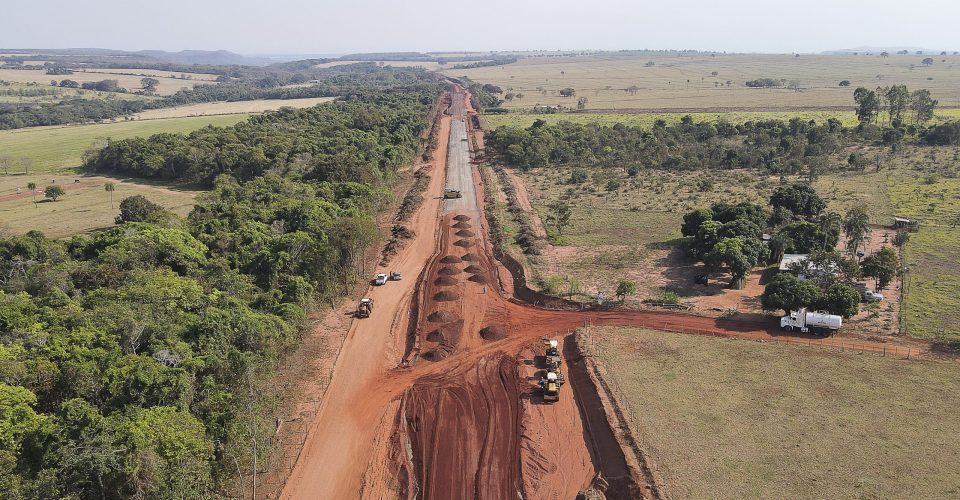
[279,85,911,500]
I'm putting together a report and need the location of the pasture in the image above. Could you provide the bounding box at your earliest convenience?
[0,68,208,95]
[0,114,250,174]
[588,325,960,499]
[133,97,335,119]
[0,174,197,238]
[447,53,960,111]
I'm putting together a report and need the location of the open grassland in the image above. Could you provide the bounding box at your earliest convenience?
[590,326,960,499]
[0,174,196,238]
[133,97,335,119]
[0,81,156,104]
[81,67,219,81]
[0,68,205,95]
[0,114,250,174]
[483,109,960,130]
[888,169,960,338]
[448,53,960,111]
[314,60,441,70]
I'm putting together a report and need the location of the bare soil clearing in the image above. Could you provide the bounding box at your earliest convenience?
[280,86,933,500]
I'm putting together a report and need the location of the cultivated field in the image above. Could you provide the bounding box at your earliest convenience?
[447,53,960,111]
[0,68,208,95]
[0,114,250,174]
[0,174,197,238]
[132,97,335,119]
[588,326,960,499]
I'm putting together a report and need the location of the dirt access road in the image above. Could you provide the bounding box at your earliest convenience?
[280,86,909,500]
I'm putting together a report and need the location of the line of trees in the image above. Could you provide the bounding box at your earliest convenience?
[854,85,938,126]
[0,75,441,497]
[488,115,847,176]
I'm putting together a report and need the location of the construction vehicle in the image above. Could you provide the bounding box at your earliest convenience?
[540,339,564,403]
[540,371,564,403]
[390,271,402,281]
[356,298,374,318]
[780,307,841,336]
[544,339,561,371]
[444,189,462,199]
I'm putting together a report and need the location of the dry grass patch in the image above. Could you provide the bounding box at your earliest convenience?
[591,325,960,499]
[133,97,335,119]
[446,53,960,111]
[0,174,196,238]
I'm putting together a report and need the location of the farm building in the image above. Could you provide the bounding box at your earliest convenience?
[893,216,920,232]
[778,253,809,272]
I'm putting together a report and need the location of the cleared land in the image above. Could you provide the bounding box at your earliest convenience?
[0,68,207,95]
[132,97,334,119]
[589,325,960,499]
[0,114,250,174]
[0,174,196,238]
[447,53,960,111]
[509,139,954,337]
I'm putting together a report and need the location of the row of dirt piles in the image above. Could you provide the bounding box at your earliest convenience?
[394,352,523,499]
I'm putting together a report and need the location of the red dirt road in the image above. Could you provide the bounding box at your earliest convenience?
[279,86,915,499]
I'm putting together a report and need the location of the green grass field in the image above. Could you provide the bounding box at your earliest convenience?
[446,53,960,111]
[0,174,197,238]
[0,114,250,174]
[589,326,960,498]
[888,173,960,338]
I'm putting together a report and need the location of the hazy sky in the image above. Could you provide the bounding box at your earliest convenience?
[4,0,959,55]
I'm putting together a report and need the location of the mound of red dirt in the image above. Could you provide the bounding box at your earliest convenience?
[427,311,459,323]
[454,239,473,247]
[434,276,457,286]
[440,255,462,264]
[455,229,475,237]
[479,325,507,341]
[463,265,484,274]
[454,215,471,221]
[438,266,461,276]
[452,221,472,229]
[467,274,488,284]
[460,253,478,261]
[434,291,460,301]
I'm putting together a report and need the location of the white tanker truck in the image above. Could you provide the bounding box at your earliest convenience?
[780,307,842,336]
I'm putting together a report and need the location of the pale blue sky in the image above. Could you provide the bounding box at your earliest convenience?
[3,0,958,55]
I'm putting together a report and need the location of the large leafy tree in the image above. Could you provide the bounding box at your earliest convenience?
[770,182,825,218]
[817,283,861,318]
[862,246,899,290]
[761,272,822,314]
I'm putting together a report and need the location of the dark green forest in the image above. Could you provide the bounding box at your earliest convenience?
[0,71,442,498]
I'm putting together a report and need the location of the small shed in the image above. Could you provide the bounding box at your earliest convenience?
[893,217,920,232]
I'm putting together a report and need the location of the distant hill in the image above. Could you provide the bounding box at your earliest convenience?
[0,48,274,66]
